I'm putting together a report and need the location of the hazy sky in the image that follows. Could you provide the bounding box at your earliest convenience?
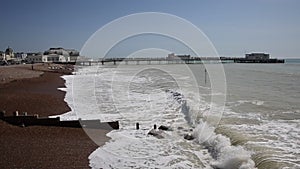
[0,0,299,58]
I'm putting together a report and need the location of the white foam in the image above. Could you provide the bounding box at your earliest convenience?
[226,119,300,167]
[227,100,265,108]
[57,66,213,168]
[57,87,67,92]
[59,65,290,169]
[193,120,257,169]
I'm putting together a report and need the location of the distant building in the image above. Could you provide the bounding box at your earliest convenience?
[167,53,191,60]
[0,47,28,64]
[0,47,80,64]
[25,53,43,63]
[43,47,79,62]
[0,51,4,61]
[65,49,80,56]
[25,47,80,63]
[44,47,70,56]
[42,54,66,62]
[14,52,27,61]
[4,47,15,61]
[245,53,270,60]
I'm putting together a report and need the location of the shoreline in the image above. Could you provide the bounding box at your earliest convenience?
[0,64,110,169]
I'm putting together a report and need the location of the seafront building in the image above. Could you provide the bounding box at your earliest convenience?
[0,47,14,61]
[14,52,27,60]
[25,52,43,63]
[42,47,79,62]
[0,51,4,61]
[4,47,15,61]
[167,53,191,60]
[0,47,31,64]
[245,53,270,60]
[25,47,80,63]
[0,47,17,64]
[0,46,80,64]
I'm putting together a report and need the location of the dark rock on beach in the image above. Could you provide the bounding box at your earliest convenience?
[148,129,164,139]
[184,133,195,140]
[158,125,170,131]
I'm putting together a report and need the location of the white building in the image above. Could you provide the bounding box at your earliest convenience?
[15,52,27,60]
[4,47,15,61]
[25,47,80,63]
[43,47,79,62]
[25,53,43,63]
[245,53,270,60]
[167,53,191,60]
[42,54,66,62]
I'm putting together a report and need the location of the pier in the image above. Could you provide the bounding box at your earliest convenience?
[76,56,284,66]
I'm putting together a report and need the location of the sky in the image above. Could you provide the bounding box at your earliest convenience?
[0,0,299,58]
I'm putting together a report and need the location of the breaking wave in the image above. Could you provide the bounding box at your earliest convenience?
[168,90,257,169]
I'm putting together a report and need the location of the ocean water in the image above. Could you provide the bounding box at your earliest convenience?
[58,60,300,169]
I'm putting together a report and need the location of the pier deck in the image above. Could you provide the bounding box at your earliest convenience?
[76,57,284,66]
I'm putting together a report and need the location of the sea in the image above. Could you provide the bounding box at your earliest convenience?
[57,59,300,169]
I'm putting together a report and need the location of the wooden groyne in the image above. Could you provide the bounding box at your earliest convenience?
[0,111,119,129]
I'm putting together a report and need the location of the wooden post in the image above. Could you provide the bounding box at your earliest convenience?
[205,69,207,84]
[0,110,5,119]
[13,111,19,116]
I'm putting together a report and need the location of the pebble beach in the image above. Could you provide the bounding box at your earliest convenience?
[0,63,110,169]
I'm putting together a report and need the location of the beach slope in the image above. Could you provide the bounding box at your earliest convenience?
[0,64,109,169]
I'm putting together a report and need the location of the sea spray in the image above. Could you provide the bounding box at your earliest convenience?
[167,89,257,169]
[88,85,214,168]
[193,121,256,169]
[60,64,300,168]
[167,89,199,125]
